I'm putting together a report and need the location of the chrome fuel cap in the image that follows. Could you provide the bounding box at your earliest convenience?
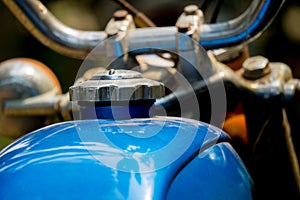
[70,69,165,102]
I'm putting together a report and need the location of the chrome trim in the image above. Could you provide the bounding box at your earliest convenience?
[2,0,285,59]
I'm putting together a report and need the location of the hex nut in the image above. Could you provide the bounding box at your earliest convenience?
[242,56,271,79]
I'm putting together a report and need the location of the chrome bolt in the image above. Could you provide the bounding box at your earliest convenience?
[108,69,115,75]
[113,10,128,21]
[242,56,271,79]
[184,4,199,15]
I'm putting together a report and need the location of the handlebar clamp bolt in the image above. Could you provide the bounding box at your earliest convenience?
[242,56,271,79]
[184,4,199,15]
[113,10,128,21]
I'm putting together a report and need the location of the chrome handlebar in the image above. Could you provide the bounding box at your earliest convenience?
[2,0,285,59]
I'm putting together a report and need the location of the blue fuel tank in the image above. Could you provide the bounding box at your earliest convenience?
[0,70,253,199]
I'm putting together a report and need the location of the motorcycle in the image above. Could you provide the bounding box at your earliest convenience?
[0,0,299,199]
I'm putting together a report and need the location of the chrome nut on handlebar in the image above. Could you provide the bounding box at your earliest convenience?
[230,56,294,99]
[105,10,135,37]
[242,56,271,79]
[176,4,203,41]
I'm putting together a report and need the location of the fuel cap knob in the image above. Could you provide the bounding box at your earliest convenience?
[69,69,165,102]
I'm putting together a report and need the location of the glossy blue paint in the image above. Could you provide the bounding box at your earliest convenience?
[0,117,252,199]
[166,143,253,200]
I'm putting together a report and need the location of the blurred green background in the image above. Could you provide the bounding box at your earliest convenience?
[0,0,300,149]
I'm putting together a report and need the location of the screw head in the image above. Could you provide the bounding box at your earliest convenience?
[184,4,199,15]
[113,10,128,21]
[242,56,271,79]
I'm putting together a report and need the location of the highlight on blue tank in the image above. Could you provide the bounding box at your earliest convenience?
[0,117,253,199]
